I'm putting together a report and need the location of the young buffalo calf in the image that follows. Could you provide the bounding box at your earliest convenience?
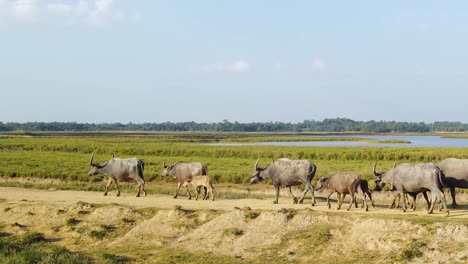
[183,176,215,201]
[315,173,366,211]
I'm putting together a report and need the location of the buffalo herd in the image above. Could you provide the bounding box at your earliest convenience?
[88,154,468,215]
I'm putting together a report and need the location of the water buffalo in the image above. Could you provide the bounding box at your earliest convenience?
[182,176,215,201]
[355,179,375,209]
[161,162,208,199]
[88,154,146,197]
[250,158,317,205]
[374,163,430,210]
[314,173,364,211]
[437,158,468,207]
[373,162,448,214]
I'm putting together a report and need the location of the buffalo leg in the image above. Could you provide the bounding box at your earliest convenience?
[429,189,449,215]
[362,191,368,211]
[104,178,113,196]
[449,186,457,208]
[174,182,182,199]
[367,190,375,208]
[401,191,407,212]
[422,191,430,210]
[299,181,315,206]
[337,193,343,210]
[136,178,146,197]
[195,186,200,200]
[347,189,356,211]
[288,187,298,204]
[185,185,192,200]
[326,192,333,209]
[389,193,400,209]
[114,180,121,197]
[135,180,142,197]
[273,185,280,204]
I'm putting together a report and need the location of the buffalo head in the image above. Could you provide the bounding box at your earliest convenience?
[88,153,104,176]
[373,162,395,191]
[314,177,329,191]
[250,159,268,184]
[161,162,176,177]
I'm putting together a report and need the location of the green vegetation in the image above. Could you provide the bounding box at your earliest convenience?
[389,239,427,262]
[89,225,115,240]
[100,253,133,264]
[1,135,468,188]
[0,232,92,264]
[3,118,468,132]
[244,211,260,220]
[223,228,244,236]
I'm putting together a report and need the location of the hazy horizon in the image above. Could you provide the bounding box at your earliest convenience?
[1,1,468,123]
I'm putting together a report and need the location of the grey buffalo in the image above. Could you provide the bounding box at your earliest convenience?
[314,173,365,211]
[373,162,448,214]
[88,154,146,197]
[437,158,468,207]
[161,162,208,199]
[250,158,317,205]
[374,163,430,210]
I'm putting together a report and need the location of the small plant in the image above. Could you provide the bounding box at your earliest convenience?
[279,208,296,221]
[244,211,260,220]
[11,222,26,228]
[100,252,133,264]
[51,226,61,232]
[89,225,115,240]
[66,218,80,227]
[224,228,244,236]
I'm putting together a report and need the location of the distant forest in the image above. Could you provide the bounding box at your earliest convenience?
[1,118,468,133]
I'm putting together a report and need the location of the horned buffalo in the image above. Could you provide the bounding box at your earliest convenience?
[373,162,448,214]
[437,158,468,207]
[314,173,364,211]
[88,154,146,197]
[161,162,208,199]
[250,158,317,205]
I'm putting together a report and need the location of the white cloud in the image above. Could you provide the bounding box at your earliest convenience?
[311,58,326,72]
[204,60,251,73]
[2,0,139,27]
[95,0,112,13]
[11,0,35,19]
[47,3,73,14]
[230,60,250,73]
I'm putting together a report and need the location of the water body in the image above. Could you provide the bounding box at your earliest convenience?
[210,135,468,148]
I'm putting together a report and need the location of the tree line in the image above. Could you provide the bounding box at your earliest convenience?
[1,118,468,133]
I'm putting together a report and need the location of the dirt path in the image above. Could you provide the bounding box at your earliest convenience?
[1,187,467,219]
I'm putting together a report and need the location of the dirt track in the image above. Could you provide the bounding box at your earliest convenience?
[1,187,467,218]
[1,187,468,263]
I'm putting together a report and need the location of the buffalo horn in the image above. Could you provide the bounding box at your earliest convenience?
[373,162,379,177]
[90,153,95,167]
[255,159,260,170]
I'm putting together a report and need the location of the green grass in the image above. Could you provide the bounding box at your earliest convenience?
[223,228,244,236]
[0,134,468,186]
[0,232,92,264]
[89,225,115,240]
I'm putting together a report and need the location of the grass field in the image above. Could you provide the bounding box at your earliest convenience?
[1,132,468,263]
[0,132,468,190]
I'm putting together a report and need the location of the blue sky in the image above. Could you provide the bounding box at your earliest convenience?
[1,1,468,123]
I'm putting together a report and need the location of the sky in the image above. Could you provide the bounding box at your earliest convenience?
[1,1,468,123]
